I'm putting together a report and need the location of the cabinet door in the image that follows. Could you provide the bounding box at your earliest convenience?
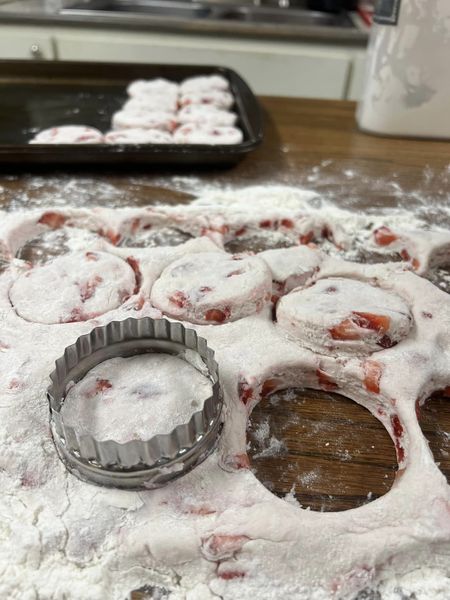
[55,29,351,99]
[0,26,55,60]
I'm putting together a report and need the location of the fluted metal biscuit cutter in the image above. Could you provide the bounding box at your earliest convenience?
[47,317,224,490]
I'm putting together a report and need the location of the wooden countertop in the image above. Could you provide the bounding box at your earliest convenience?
[1,97,449,516]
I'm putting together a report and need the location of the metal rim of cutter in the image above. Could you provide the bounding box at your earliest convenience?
[47,317,224,490]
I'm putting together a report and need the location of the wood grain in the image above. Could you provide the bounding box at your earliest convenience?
[0,97,448,518]
[248,389,397,512]
[419,394,450,480]
[247,389,450,512]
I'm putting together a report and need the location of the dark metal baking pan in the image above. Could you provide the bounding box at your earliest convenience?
[0,60,263,167]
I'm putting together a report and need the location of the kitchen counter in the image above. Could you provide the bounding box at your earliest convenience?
[1,97,449,512]
[2,97,448,206]
[0,1,368,44]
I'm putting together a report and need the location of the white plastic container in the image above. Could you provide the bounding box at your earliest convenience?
[357,0,450,139]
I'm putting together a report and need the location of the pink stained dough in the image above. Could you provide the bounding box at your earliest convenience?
[0,190,449,600]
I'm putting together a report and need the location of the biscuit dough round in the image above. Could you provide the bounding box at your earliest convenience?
[277,277,412,355]
[151,252,272,324]
[10,251,136,324]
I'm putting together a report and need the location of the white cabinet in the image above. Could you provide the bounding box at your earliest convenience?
[55,29,352,99]
[0,25,55,59]
[0,23,367,100]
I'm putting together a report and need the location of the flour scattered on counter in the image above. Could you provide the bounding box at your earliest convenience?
[377,568,450,600]
[250,417,270,446]
[253,435,286,459]
[283,484,301,507]
[337,449,352,462]
[1,162,449,217]
[298,469,321,488]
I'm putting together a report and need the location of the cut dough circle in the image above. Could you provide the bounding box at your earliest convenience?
[111,110,177,132]
[177,104,237,127]
[174,124,243,145]
[127,78,179,98]
[150,252,272,324]
[29,126,104,144]
[179,74,230,95]
[179,91,234,110]
[10,251,136,324]
[277,277,412,355]
[104,128,173,144]
[122,95,178,114]
[61,354,212,442]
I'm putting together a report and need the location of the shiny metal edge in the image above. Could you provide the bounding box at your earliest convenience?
[47,317,224,489]
[0,11,368,46]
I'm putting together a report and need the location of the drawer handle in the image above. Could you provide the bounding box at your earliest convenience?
[30,44,43,59]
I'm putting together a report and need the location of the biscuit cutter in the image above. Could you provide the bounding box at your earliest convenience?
[47,317,224,490]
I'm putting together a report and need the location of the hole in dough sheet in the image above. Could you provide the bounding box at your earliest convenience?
[425,266,450,294]
[352,588,382,599]
[16,228,70,264]
[119,226,194,249]
[16,227,103,266]
[225,231,295,254]
[247,388,398,512]
[129,585,171,600]
[416,206,450,231]
[0,258,8,274]
[419,391,450,483]
[349,247,403,265]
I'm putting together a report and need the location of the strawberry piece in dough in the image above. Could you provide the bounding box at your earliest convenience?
[329,312,391,342]
[261,377,282,397]
[316,368,338,391]
[400,248,420,270]
[204,308,230,323]
[299,231,314,245]
[79,275,103,302]
[217,569,246,581]
[373,226,399,246]
[277,277,412,356]
[363,360,383,394]
[201,534,249,560]
[10,251,136,324]
[354,312,390,333]
[38,212,67,229]
[390,414,405,462]
[238,378,253,405]
[329,318,362,341]
[220,453,251,471]
[151,252,272,325]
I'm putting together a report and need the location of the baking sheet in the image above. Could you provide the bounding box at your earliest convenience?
[0,59,263,167]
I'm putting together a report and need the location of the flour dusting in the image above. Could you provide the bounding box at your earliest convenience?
[0,179,449,600]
